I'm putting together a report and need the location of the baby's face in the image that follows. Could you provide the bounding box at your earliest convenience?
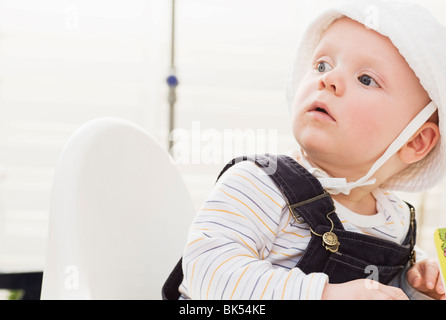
[291,17,430,178]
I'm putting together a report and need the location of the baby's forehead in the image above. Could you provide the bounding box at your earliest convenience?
[315,16,406,66]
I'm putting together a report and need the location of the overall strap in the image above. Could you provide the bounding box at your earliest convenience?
[219,154,343,231]
[404,202,417,266]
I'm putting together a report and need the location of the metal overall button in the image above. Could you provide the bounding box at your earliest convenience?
[322,231,340,252]
[288,191,340,253]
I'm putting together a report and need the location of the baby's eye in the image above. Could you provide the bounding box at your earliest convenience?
[358,74,380,88]
[316,61,333,73]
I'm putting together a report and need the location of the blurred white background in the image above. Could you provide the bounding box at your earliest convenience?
[0,0,445,278]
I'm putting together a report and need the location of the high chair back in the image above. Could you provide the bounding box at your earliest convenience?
[41,118,194,299]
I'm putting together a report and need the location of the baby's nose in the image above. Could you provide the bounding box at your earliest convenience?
[318,71,345,96]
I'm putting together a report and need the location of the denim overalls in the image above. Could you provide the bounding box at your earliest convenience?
[162,154,416,299]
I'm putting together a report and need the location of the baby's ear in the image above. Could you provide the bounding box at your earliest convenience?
[399,121,440,164]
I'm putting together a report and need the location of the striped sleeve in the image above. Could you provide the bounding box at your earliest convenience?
[179,160,328,300]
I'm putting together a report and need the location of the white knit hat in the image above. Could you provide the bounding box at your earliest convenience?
[286,0,446,193]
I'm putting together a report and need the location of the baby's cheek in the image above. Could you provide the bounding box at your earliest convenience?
[346,112,393,153]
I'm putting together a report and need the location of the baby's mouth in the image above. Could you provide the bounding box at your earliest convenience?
[309,101,336,122]
[315,107,329,115]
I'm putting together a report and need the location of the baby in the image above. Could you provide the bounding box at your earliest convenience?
[169,0,446,300]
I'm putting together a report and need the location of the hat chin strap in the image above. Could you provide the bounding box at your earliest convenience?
[300,101,438,195]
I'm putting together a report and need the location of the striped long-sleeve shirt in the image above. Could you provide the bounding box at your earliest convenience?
[178,160,413,300]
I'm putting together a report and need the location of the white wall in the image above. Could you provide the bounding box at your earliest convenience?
[0,0,171,271]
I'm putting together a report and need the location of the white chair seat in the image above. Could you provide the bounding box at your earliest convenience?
[41,118,194,299]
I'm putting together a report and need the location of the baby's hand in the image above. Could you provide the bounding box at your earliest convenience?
[321,279,408,300]
[406,258,446,300]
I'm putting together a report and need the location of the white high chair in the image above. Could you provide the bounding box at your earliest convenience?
[40,118,195,299]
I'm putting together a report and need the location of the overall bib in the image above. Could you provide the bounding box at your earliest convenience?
[162,154,416,299]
